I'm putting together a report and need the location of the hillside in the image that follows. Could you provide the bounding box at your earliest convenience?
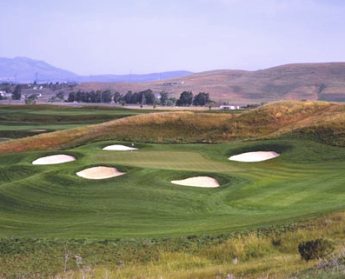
[3,58,345,104]
[1,101,345,153]
[78,63,345,104]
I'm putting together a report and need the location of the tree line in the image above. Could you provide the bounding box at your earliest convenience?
[66,90,211,106]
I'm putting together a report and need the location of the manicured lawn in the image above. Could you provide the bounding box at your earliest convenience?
[0,138,344,239]
[0,105,152,138]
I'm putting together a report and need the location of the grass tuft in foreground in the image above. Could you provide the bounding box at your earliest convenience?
[1,211,345,278]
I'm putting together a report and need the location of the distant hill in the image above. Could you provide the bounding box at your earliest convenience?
[78,71,192,83]
[78,62,345,104]
[0,57,192,83]
[2,57,345,104]
[0,57,78,83]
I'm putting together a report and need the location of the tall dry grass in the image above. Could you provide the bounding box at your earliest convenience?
[52,211,345,279]
[1,100,345,154]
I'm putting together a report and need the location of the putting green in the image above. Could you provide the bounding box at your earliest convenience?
[0,138,345,239]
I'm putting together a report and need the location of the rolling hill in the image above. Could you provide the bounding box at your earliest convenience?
[78,63,345,104]
[2,57,345,104]
[1,100,345,154]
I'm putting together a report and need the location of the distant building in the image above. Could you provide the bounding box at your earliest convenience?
[0,91,12,98]
[219,105,241,110]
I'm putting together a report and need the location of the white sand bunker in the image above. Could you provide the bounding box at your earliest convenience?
[229,151,280,162]
[32,154,75,165]
[103,144,138,151]
[171,176,219,188]
[76,166,125,180]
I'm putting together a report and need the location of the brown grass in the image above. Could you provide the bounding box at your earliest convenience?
[77,62,345,104]
[1,100,345,154]
[53,211,345,279]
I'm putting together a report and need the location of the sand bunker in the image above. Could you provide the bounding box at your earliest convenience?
[171,176,219,188]
[32,154,76,165]
[76,166,125,180]
[229,151,280,162]
[103,144,138,151]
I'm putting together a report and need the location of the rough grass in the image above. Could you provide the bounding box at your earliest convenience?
[1,211,345,278]
[1,100,345,154]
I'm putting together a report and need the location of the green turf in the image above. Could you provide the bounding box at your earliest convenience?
[0,105,153,139]
[0,138,345,239]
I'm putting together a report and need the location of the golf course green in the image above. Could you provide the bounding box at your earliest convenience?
[0,104,152,140]
[1,137,345,239]
[2,101,345,278]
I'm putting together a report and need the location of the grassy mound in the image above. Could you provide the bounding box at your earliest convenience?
[1,100,345,154]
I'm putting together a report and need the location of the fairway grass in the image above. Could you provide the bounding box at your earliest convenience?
[0,138,345,239]
[0,104,152,140]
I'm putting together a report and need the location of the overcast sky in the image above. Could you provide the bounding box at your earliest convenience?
[1,0,345,75]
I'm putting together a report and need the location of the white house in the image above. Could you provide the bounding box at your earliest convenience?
[219,105,241,110]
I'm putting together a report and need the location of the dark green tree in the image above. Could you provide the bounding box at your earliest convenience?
[67,92,75,102]
[101,90,113,103]
[193,92,210,106]
[159,92,169,106]
[56,91,65,101]
[176,91,193,106]
[12,85,22,100]
[113,92,121,103]
[25,93,39,104]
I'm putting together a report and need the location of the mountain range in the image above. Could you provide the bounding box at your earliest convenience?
[0,57,192,83]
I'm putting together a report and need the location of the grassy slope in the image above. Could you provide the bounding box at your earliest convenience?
[1,100,345,153]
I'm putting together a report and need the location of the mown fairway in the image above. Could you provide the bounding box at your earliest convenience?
[0,105,152,140]
[0,138,345,239]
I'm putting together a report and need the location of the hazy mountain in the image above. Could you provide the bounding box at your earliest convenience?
[0,57,192,83]
[0,57,78,83]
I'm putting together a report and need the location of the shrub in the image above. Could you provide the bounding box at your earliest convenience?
[298,239,334,261]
